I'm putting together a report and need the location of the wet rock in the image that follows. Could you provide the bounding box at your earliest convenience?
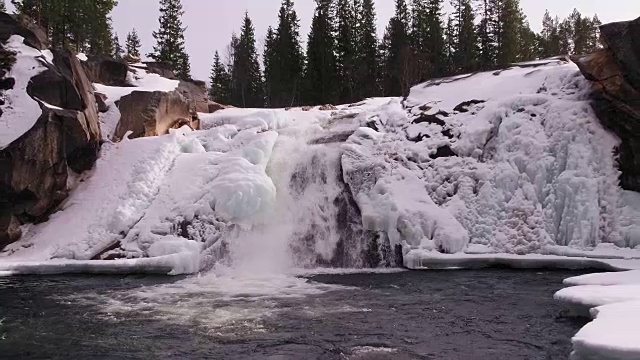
[114,90,193,140]
[431,145,457,159]
[0,214,21,248]
[453,99,486,113]
[412,113,446,127]
[0,76,14,90]
[318,104,337,111]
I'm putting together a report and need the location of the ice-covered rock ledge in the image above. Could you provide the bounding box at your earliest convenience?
[555,271,640,360]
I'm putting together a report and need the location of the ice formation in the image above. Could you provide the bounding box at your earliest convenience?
[556,270,640,360]
[2,58,640,275]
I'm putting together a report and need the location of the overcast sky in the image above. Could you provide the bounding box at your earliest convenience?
[9,1,640,81]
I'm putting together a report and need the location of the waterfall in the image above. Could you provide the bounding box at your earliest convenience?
[223,131,389,272]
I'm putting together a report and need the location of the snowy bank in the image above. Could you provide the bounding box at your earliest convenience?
[0,35,48,149]
[555,270,640,360]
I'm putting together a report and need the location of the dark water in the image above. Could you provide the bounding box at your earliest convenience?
[0,270,588,360]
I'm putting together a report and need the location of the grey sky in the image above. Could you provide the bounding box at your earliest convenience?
[8,1,640,81]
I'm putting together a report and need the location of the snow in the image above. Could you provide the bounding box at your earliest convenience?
[0,124,278,275]
[76,53,88,62]
[555,270,640,360]
[0,35,49,149]
[93,66,179,103]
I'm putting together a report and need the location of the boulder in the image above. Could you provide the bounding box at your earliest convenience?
[0,214,21,249]
[177,80,209,113]
[573,16,640,191]
[114,90,196,140]
[207,101,231,113]
[141,61,178,80]
[0,44,101,247]
[0,13,48,50]
[81,55,130,87]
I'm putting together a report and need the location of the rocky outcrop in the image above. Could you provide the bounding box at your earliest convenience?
[177,79,209,113]
[0,15,101,248]
[0,13,48,50]
[81,55,130,87]
[114,90,195,140]
[574,16,640,191]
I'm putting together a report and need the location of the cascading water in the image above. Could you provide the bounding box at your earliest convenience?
[222,129,388,273]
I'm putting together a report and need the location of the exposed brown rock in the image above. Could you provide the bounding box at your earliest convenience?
[207,101,231,113]
[95,92,109,113]
[0,43,101,248]
[177,80,209,113]
[0,13,48,50]
[141,61,178,80]
[573,16,640,191]
[318,104,337,111]
[114,90,197,140]
[0,214,21,248]
[81,55,130,87]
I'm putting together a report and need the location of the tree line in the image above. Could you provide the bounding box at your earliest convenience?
[210,0,602,108]
[7,0,190,79]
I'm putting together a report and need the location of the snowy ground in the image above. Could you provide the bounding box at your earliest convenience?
[1,57,640,277]
[0,35,49,149]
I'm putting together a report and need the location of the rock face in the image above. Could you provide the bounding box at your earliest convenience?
[0,13,48,50]
[0,17,101,248]
[81,55,130,87]
[574,16,640,191]
[114,90,194,140]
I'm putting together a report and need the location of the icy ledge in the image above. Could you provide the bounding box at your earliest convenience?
[555,271,640,359]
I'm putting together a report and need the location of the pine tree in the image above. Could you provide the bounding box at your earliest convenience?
[302,0,338,105]
[112,33,123,59]
[267,0,305,107]
[231,12,263,107]
[383,0,411,96]
[587,15,602,52]
[12,0,117,55]
[125,28,142,58]
[539,10,561,58]
[335,0,357,103]
[263,27,276,106]
[476,0,497,69]
[150,0,191,79]
[355,0,380,99]
[209,51,232,104]
[450,0,477,73]
[495,0,522,66]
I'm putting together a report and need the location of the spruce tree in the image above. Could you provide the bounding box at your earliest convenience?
[268,0,304,107]
[231,12,263,107]
[355,0,380,99]
[335,0,357,103]
[383,0,411,96]
[209,51,232,104]
[495,0,523,66]
[425,0,447,77]
[112,33,123,59]
[150,0,191,79]
[125,28,142,58]
[450,0,477,73]
[476,0,497,70]
[263,27,276,106]
[303,0,338,105]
